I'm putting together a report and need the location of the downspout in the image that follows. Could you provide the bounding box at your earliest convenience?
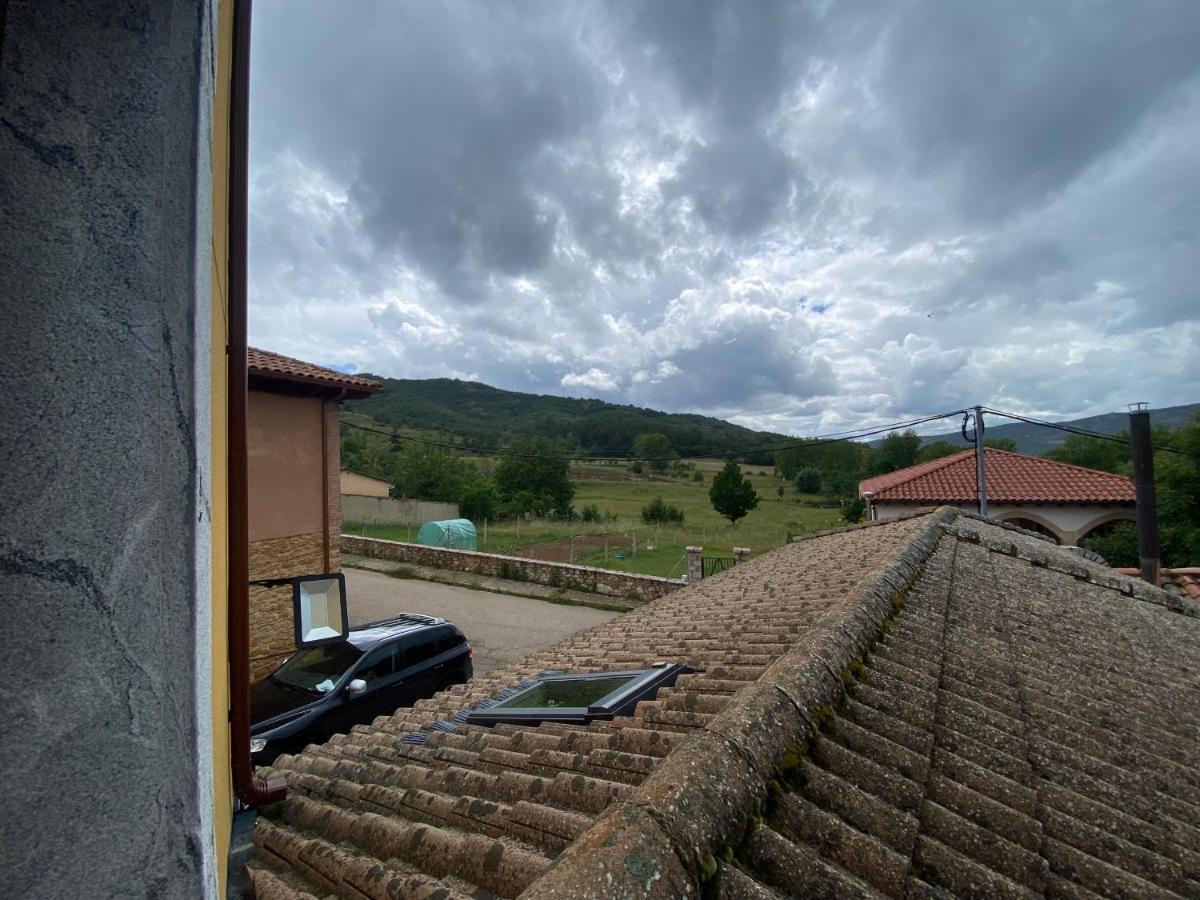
[228,0,285,806]
[321,389,347,572]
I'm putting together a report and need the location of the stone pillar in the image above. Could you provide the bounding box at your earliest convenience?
[686,546,703,582]
[733,547,751,565]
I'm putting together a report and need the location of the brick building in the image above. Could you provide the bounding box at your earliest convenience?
[247,348,379,677]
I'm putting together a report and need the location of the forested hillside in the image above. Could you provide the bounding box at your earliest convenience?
[345,376,785,462]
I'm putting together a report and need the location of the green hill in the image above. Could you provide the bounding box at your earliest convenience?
[345,376,786,461]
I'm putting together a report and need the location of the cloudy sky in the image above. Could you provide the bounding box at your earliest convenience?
[248,0,1200,435]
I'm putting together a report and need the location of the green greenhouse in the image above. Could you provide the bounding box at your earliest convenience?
[416,518,478,550]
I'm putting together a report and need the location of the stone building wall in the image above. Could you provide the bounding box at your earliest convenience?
[341,535,684,603]
[248,531,340,679]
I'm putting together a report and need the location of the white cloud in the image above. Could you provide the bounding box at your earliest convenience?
[247,1,1200,433]
[561,368,621,394]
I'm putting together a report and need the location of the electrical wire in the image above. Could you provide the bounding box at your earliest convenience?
[340,409,969,463]
[982,408,1199,459]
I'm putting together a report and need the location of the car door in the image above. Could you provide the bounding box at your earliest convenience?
[398,627,457,705]
[327,640,408,734]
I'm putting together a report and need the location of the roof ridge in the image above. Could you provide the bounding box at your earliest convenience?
[950,513,1200,619]
[521,507,961,896]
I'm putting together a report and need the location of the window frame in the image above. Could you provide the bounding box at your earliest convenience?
[464,663,687,727]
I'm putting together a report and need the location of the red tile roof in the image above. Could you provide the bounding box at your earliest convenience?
[247,347,380,398]
[1114,566,1200,600]
[860,448,1134,505]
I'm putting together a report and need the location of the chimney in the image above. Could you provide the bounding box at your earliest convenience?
[1127,403,1160,586]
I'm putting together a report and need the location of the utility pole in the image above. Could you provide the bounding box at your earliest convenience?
[973,405,988,517]
[1128,403,1160,585]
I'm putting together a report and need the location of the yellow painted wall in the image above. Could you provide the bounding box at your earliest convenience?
[341,469,393,498]
[210,0,234,892]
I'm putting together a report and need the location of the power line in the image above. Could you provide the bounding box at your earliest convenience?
[340,409,969,463]
[982,408,1199,459]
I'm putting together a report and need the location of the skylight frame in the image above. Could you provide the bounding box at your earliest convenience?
[464,663,688,727]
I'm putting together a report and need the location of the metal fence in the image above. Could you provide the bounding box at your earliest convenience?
[702,556,735,578]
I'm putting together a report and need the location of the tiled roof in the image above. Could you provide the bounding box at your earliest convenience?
[1115,566,1200,600]
[860,448,1135,505]
[248,509,1200,899]
[248,347,380,398]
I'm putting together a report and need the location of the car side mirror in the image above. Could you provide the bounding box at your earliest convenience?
[347,678,367,697]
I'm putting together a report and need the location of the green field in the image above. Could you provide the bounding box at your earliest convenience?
[346,462,848,578]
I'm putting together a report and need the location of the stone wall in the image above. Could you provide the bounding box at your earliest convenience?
[248,531,334,679]
[342,535,684,603]
[342,495,460,527]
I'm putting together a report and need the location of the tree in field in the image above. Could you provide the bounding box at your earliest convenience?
[392,443,477,502]
[341,429,395,481]
[915,440,964,464]
[633,433,677,474]
[874,429,921,474]
[494,437,575,515]
[458,479,500,522]
[709,461,760,525]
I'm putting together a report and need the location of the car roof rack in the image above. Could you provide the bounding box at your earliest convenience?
[352,613,439,632]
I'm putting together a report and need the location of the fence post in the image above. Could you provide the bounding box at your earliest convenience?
[733,547,750,565]
[686,546,703,582]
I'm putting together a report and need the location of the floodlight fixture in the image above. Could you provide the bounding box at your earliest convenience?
[291,573,348,647]
[249,571,350,648]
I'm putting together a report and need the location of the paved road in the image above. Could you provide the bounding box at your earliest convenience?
[345,568,620,676]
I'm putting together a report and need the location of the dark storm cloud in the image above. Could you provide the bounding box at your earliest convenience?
[249,0,1200,431]
[876,2,1200,219]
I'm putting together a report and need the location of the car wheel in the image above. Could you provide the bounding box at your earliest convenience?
[437,675,464,694]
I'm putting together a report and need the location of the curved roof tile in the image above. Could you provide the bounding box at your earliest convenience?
[248,347,380,397]
[860,448,1134,505]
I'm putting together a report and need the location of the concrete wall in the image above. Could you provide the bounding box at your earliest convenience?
[0,2,217,895]
[873,502,1136,545]
[341,470,391,498]
[342,495,460,526]
[342,535,684,603]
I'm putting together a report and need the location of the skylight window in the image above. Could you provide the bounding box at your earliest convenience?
[465,664,687,727]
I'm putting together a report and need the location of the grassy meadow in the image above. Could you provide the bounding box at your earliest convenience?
[347,461,849,578]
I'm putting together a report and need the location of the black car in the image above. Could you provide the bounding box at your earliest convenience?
[250,613,472,765]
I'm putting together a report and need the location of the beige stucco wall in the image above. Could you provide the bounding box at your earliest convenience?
[341,469,391,498]
[248,391,324,541]
[247,392,343,679]
[872,501,1135,544]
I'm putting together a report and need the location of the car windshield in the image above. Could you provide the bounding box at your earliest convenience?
[271,643,363,694]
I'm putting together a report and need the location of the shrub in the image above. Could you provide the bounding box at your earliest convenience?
[793,467,822,494]
[580,503,602,523]
[641,497,685,524]
[692,471,704,483]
